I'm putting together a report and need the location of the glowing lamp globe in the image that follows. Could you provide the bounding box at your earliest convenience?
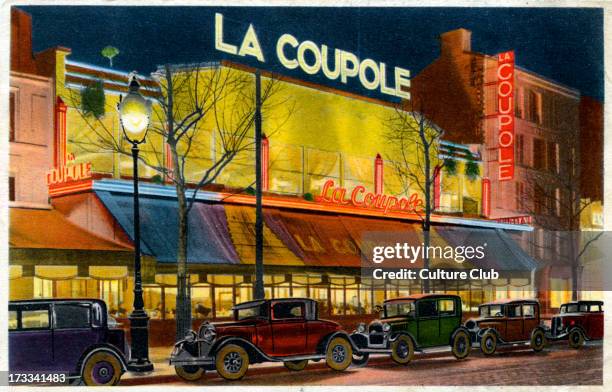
[119,78,150,141]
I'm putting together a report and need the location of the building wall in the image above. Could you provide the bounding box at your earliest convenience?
[9,72,54,206]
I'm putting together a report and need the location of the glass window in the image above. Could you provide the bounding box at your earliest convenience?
[236,304,268,320]
[417,300,438,318]
[384,301,415,318]
[507,304,522,317]
[522,304,535,317]
[589,304,601,312]
[9,91,15,142]
[272,302,304,320]
[9,310,18,330]
[439,299,456,316]
[54,304,91,329]
[214,286,234,318]
[579,304,589,312]
[22,308,50,329]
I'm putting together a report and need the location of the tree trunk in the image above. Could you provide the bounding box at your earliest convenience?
[175,172,192,340]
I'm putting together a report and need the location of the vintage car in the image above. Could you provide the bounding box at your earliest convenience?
[9,299,129,386]
[349,294,472,366]
[465,299,546,355]
[170,298,356,381]
[547,300,604,348]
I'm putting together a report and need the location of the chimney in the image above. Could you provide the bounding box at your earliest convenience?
[440,28,472,57]
[11,8,37,74]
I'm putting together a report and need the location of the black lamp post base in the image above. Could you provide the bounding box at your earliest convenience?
[128,310,154,373]
[127,359,154,373]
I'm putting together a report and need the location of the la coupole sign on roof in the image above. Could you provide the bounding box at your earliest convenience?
[214,13,411,99]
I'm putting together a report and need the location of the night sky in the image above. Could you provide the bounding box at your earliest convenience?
[20,6,604,101]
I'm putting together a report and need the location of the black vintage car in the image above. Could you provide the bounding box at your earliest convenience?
[9,299,129,386]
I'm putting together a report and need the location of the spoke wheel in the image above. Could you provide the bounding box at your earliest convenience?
[480,330,497,356]
[215,344,249,381]
[325,337,353,371]
[530,329,547,352]
[452,330,471,359]
[391,335,414,365]
[568,328,584,349]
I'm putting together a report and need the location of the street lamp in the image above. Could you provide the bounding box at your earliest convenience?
[118,73,153,372]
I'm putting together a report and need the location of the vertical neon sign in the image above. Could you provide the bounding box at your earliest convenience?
[497,51,515,181]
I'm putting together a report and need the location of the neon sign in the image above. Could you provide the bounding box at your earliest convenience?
[316,179,423,214]
[214,13,411,100]
[46,153,92,186]
[497,51,515,181]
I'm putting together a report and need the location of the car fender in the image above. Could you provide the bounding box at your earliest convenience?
[449,326,471,346]
[318,331,359,354]
[77,344,128,377]
[210,336,267,363]
[567,325,588,339]
[389,331,417,346]
[477,326,501,342]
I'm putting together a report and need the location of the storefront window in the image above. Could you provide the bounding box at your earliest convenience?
[144,286,163,319]
[192,285,212,319]
[164,287,177,319]
[550,279,571,309]
[100,280,127,318]
[214,286,234,318]
[33,278,53,298]
[310,286,329,316]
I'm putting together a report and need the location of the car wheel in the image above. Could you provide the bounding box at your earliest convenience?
[351,352,370,367]
[284,360,308,371]
[452,330,471,359]
[391,335,414,365]
[215,344,249,381]
[325,337,353,371]
[480,330,497,356]
[530,329,547,352]
[175,365,205,381]
[568,328,584,349]
[81,351,122,386]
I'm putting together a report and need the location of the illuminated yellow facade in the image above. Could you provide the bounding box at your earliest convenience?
[58,58,483,213]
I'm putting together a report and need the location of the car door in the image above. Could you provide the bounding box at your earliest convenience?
[52,302,98,373]
[416,299,439,347]
[438,298,459,345]
[270,301,307,356]
[587,304,603,339]
[9,303,54,372]
[505,303,523,341]
[522,303,538,339]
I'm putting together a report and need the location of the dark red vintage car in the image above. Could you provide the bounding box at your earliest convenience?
[547,300,603,348]
[465,299,547,355]
[170,298,356,381]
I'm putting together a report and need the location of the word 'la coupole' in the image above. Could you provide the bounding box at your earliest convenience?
[214,13,411,99]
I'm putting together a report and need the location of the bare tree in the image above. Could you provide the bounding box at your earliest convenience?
[383,99,451,293]
[519,128,602,301]
[66,62,292,339]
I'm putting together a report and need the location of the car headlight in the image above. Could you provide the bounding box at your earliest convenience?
[356,323,366,333]
[203,326,216,341]
[184,330,197,342]
[382,323,391,332]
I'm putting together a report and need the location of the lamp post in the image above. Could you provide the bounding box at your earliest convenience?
[118,73,154,372]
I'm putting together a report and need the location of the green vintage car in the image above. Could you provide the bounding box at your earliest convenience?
[350,294,471,365]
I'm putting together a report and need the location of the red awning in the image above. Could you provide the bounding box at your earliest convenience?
[9,207,131,251]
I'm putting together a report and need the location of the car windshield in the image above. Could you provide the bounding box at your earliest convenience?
[235,304,268,320]
[561,304,579,313]
[384,301,415,318]
[480,305,504,317]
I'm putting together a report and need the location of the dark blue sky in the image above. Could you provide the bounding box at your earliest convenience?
[21,6,604,101]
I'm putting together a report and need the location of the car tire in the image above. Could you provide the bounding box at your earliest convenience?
[325,336,353,371]
[351,353,370,367]
[81,351,123,386]
[391,335,414,365]
[480,330,497,356]
[215,344,249,381]
[530,329,547,352]
[451,330,471,360]
[284,360,308,371]
[175,365,205,381]
[568,328,585,349]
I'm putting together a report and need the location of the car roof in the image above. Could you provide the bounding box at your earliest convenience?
[385,293,461,303]
[480,298,539,306]
[561,300,604,306]
[10,298,105,305]
[232,298,315,310]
